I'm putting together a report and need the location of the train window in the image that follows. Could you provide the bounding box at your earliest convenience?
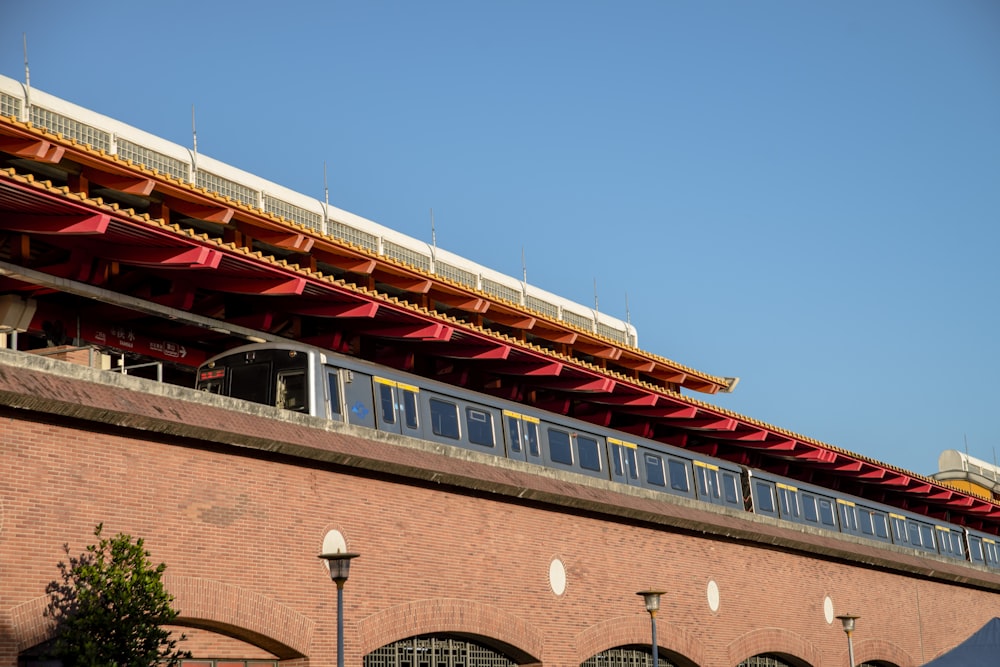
[873,514,889,539]
[968,536,985,563]
[801,494,818,523]
[907,522,922,546]
[754,481,776,514]
[506,416,522,453]
[668,459,690,493]
[326,371,342,416]
[858,509,874,535]
[920,524,935,549]
[231,363,271,405]
[577,436,602,471]
[466,408,494,448]
[549,429,573,465]
[722,472,739,505]
[276,370,307,412]
[378,383,396,424]
[525,422,540,457]
[402,389,419,429]
[818,499,836,527]
[200,378,224,394]
[644,454,666,487]
[429,398,460,439]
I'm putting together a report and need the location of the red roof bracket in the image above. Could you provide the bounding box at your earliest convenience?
[82,167,155,196]
[104,244,223,269]
[162,194,235,224]
[532,375,617,393]
[2,212,110,234]
[368,322,453,341]
[437,343,512,360]
[253,229,314,252]
[292,301,381,319]
[209,275,307,296]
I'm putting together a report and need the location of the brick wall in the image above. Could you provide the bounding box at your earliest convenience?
[2,351,1000,667]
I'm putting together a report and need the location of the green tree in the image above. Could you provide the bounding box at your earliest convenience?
[45,523,190,666]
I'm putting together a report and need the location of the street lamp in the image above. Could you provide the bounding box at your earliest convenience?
[637,590,666,667]
[319,551,360,667]
[836,614,859,667]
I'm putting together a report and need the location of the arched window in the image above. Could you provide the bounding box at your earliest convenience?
[736,655,801,667]
[365,636,516,667]
[582,647,680,667]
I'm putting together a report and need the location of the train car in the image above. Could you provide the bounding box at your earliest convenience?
[966,528,1000,570]
[744,467,968,562]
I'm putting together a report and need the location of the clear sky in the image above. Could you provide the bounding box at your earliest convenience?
[3,1,999,476]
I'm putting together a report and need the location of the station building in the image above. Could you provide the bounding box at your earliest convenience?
[2,75,999,667]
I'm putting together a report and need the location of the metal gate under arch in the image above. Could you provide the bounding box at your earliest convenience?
[365,636,516,667]
[737,656,889,667]
[582,647,678,667]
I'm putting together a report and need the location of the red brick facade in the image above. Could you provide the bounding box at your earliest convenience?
[2,350,1000,667]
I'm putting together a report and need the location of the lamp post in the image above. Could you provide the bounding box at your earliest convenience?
[319,551,360,667]
[836,614,859,667]
[637,590,666,667]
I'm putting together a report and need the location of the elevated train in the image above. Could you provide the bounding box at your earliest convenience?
[197,342,1000,573]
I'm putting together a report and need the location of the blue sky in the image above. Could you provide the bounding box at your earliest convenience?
[3,1,999,476]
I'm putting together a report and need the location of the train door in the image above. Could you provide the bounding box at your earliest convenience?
[503,411,543,465]
[775,482,801,523]
[694,461,742,508]
[983,537,1000,569]
[747,474,778,518]
[608,438,640,486]
[837,499,860,536]
[936,526,965,559]
[342,369,376,429]
[373,377,423,439]
[889,513,910,547]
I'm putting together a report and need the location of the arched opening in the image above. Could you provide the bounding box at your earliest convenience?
[365,635,521,667]
[582,646,695,667]
[736,654,811,667]
[18,628,281,666]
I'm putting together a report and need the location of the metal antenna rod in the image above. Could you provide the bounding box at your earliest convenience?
[23,34,31,109]
[23,34,30,88]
